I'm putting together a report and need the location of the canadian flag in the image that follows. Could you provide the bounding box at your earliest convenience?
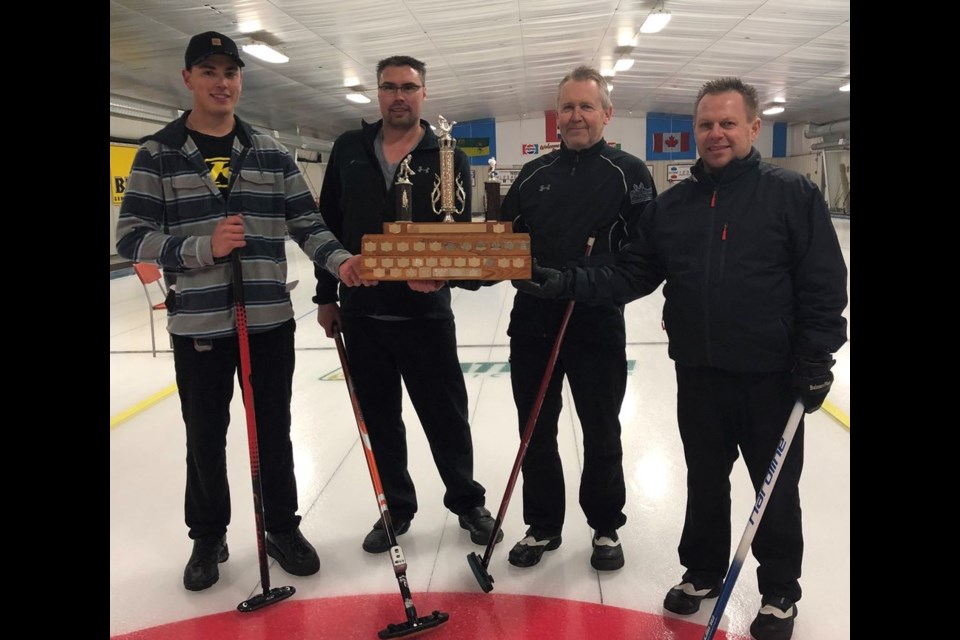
[545,110,560,142]
[654,132,690,153]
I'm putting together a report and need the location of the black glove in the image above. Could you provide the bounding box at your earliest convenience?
[792,356,836,413]
[512,261,570,298]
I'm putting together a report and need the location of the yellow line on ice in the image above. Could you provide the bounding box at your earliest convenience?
[110,383,178,430]
[820,399,849,431]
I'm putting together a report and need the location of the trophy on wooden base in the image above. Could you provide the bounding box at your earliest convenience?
[358,117,531,281]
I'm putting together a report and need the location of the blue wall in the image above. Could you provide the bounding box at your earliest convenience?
[772,122,787,158]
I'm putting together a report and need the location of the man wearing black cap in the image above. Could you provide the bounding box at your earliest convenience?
[184,30,245,69]
[116,31,373,592]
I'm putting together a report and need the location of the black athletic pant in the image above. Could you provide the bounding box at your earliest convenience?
[173,319,301,540]
[675,364,804,602]
[341,316,486,522]
[509,336,628,534]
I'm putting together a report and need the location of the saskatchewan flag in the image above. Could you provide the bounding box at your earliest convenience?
[458,137,491,156]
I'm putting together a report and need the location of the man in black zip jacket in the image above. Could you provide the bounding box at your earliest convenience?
[498,66,656,572]
[313,55,501,554]
[515,77,848,640]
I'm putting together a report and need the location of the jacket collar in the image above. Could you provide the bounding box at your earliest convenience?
[692,147,761,185]
[361,118,439,152]
[142,110,254,150]
[559,138,608,161]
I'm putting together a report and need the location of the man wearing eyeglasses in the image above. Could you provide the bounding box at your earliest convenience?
[313,55,502,554]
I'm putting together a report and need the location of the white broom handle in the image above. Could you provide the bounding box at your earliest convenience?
[703,399,805,640]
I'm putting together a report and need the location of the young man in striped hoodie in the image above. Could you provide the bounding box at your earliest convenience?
[116,31,372,592]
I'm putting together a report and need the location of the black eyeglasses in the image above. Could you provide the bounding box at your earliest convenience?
[378,83,423,95]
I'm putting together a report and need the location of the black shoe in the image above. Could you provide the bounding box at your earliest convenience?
[749,596,798,640]
[362,518,411,554]
[457,506,505,545]
[183,534,229,592]
[266,526,320,576]
[507,526,562,568]
[663,579,722,615]
[590,529,624,571]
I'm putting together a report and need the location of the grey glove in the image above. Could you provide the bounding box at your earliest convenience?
[512,260,570,298]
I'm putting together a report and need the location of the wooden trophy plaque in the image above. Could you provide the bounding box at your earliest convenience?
[358,123,530,281]
[359,220,531,280]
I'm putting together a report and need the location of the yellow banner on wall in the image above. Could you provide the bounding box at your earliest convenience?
[111,144,139,205]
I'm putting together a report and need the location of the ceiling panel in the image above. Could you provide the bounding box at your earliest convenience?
[109,0,850,149]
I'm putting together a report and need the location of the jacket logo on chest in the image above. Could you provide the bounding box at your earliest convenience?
[539,184,551,192]
[416,165,431,174]
[204,158,231,189]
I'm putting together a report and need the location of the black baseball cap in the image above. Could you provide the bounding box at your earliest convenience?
[184,31,245,69]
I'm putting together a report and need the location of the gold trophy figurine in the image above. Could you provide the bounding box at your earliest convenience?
[395,154,414,222]
[431,115,466,223]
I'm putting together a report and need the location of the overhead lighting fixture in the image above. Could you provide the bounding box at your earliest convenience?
[600,68,616,78]
[345,92,370,104]
[773,96,786,103]
[237,20,262,33]
[618,28,638,48]
[762,105,785,115]
[613,58,635,72]
[640,8,672,34]
[242,42,289,64]
[839,82,850,92]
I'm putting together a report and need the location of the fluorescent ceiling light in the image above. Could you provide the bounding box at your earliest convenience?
[618,28,638,48]
[839,82,850,92]
[773,96,786,103]
[345,93,370,104]
[600,68,616,78]
[614,58,635,72]
[762,106,785,115]
[242,42,289,64]
[640,10,672,34]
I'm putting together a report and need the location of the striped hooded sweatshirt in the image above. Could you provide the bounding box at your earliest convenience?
[117,111,351,339]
